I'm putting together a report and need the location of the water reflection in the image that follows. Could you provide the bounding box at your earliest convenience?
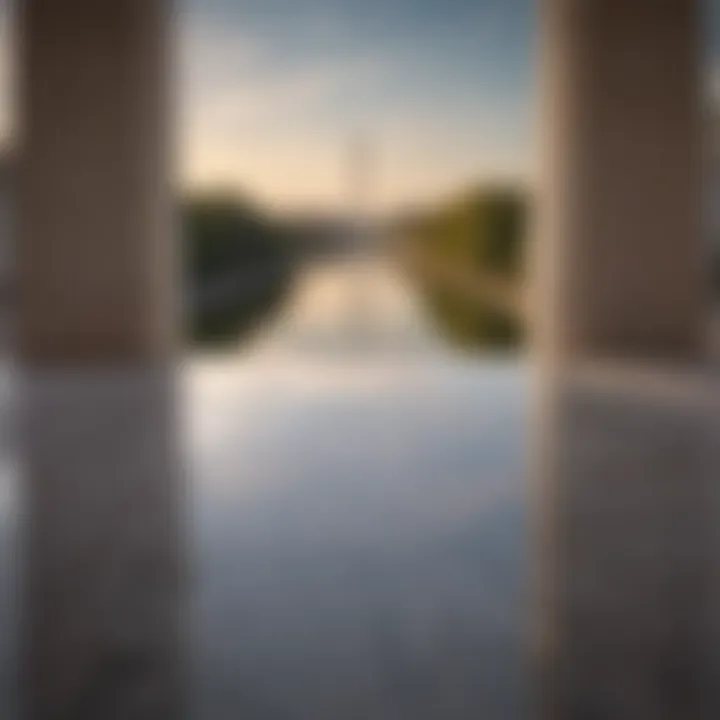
[188,259,530,719]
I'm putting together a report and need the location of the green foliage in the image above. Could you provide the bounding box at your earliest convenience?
[405,185,529,350]
[183,191,293,346]
[184,192,286,277]
[419,280,522,352]
[414,185,528,278]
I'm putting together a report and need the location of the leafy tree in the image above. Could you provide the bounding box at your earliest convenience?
[402,185,529,350]
[183,191,293,346]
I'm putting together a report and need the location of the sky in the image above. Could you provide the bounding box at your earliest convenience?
[180,0,537,215]
[0,1,718,216]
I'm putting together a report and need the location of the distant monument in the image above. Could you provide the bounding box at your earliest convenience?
[346,132,378,257]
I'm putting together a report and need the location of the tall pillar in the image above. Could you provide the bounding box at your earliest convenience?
[537,0,704,364]
[536,1,716,719]
[17,2,182,719]
[18,0,176,363]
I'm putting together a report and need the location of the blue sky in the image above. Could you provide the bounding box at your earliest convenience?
[181,0,537,214]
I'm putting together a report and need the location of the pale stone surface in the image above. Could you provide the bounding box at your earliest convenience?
[18,0,176,363]
[538,366,718,720]
[536,0,704,361]
[20,366,184,720]
[16,3,180,714]
[536,2,714,717]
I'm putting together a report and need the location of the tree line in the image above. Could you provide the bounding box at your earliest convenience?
[396,185,530,350]
[183,191,295,346]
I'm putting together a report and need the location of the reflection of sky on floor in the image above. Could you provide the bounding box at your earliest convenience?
[0,261,531,719]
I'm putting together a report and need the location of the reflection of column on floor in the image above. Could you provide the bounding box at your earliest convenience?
[18,2,183,719]
[537,1,717,718]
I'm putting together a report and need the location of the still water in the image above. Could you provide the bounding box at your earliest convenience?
[0,259,530,719]
[189,259,530,719]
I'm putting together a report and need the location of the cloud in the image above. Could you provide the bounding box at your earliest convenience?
[180,22,423,206]
[179,11,533,211]
[180,18,405,133]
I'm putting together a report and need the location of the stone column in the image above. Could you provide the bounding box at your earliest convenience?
[17,2,183,719]
[537,0,704,364]
[18,0,176,363]
[535,1,716,718]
